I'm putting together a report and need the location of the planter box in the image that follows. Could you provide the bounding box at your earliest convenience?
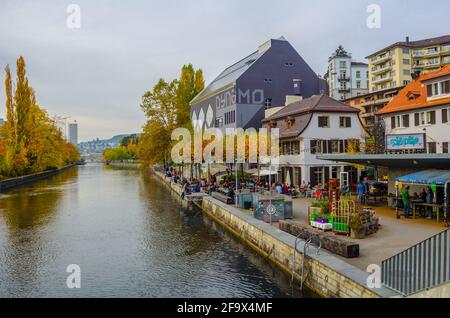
[280,220,360,258]
[311,221,333,231]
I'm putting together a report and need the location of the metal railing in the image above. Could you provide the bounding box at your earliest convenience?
[291,234,322,291]
[382,228,450,296]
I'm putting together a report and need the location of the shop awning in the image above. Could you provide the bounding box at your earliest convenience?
[396,170,450,186]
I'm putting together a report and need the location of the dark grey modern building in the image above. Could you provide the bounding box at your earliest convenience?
[190,37,328,131]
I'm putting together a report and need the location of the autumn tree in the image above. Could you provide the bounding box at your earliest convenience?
[175,64,204,128]
[138,64,204,167]
[0,56,80,178]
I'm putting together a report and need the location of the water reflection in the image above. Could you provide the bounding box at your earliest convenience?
[0,165,314,298]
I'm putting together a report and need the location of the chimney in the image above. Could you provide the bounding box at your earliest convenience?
[411,71,421,80]
[293,79,303,96]
[406,36,410,44]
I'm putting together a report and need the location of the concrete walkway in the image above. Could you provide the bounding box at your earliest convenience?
[287,197,446,270]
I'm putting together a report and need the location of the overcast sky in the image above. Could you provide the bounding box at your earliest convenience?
[0,0,449,141]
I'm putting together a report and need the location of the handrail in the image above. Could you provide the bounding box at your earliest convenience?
[291,234,322,291]
[382,228,450,296]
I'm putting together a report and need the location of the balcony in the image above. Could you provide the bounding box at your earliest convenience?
[371,54,393,65]
[338,88,350,93]
[338,76,351,82]
[371,75,394,84]
[441,46,450,55]
[414,59,441,69]
[371,64,393,75]
[424,49,440,57]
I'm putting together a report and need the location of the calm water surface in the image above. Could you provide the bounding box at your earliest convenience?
[0,164,314,298]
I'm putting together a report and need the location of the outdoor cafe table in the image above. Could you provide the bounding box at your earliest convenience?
[411,201,443,222]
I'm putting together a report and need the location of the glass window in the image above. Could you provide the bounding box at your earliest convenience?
[403,59,410,65]
[441,80,450,94]
[339,117,351,128]
[318,116,329,128]
[428,142,437,154]
[443,142,449,154]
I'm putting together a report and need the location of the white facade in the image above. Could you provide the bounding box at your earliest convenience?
[278,112,366,186]
[68,122,78,145]
[327,49,369,101]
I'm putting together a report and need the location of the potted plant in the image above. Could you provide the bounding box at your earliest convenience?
[311,200,329,214]
[349,213,366,239]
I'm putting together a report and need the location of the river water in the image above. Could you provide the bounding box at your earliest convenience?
[0,164,314,298]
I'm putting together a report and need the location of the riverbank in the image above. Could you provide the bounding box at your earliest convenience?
[152,169,399,298]
[0,164,77,193]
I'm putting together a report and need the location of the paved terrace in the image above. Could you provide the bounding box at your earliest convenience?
[238,197,445,271]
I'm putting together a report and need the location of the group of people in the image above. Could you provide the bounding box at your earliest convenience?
[401,186,435,219]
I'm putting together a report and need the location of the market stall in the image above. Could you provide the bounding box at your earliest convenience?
[395,170,450,224]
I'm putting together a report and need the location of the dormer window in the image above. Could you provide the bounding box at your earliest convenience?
[285,116,295,129]
[269,120,277,129]
[407,90,421,101]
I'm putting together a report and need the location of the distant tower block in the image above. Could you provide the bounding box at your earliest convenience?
[68,121,78,145]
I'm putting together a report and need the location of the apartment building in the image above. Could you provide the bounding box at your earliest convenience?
[378,65,450,154]
[344,86,404,127]
[367,35,450,93]
[326,46,369,100]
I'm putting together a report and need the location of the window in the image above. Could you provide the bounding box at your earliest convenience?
[402,114,410,127]
[318,116,330,128]
[264,98,272,108]
[403,70,410,76]
[356,71,361,79]
[441,80,450,94]
[428,142,437,154]
[284,62,294,67]
[331,140,340,153]
[215,117,223,128]
[427,84,433,97]
[403,59,410,65]
[417,111,436,125]
[391,114,409,128]
[340,61,346,68]
[403,48,410,54]
[443,108,449,123]
[280,141,300,155]
[433,83,439,95]
[443,142,449,154]
[403,80,410,86]
[264,78,273,83]
[356,81,361,89]
[339,116,352,128]
[224,110,235,125]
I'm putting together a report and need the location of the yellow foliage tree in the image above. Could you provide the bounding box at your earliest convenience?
[0,57,80,178]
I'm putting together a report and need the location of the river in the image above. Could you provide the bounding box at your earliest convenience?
[0,164,315,298]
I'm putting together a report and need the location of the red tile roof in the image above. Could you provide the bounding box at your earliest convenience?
[377,65,450,116]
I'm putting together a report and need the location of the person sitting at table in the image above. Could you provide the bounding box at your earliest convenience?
[426,186,434,219]
[282,183,289,195]
[274,183,281,194]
